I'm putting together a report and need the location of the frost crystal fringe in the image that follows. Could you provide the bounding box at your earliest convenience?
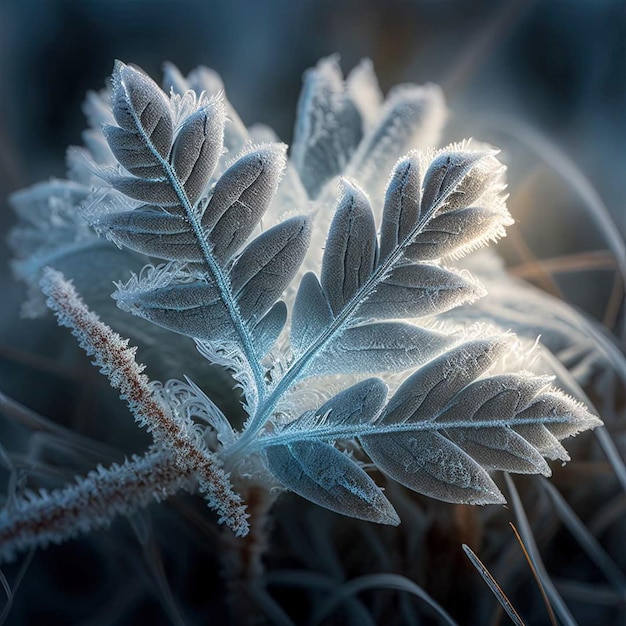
[0,448,191,562]
[40,268,249,536]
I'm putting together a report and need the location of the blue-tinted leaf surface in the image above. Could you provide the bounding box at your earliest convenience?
[266,441,399,524]
[321,181,378,314]
[94,209,199,261]
[291,272,333,357]
[360,264,483,319]
[308,323,451,377]
[111,62,173,160]
[420,150,491,216]
[252,302,287,357]
[115,280,232,343]
[206,146,286,263]
[406,207,509,261]
[231,216,311,321]
[171,101,225,204]
[379,154,421,261]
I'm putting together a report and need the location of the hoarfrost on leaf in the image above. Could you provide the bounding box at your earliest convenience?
[1,56,601,564]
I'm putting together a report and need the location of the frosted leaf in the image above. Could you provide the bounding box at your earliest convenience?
[111,61,174,159]
[114,278,233,343]
[291,272,333,357]
[308,323,452,377]
[379,153,421,261]
[266,441,399,524]
[292,56,363,198]
[171,99,226,204]
[206,144,287,263]
[231,216,311,321]
[359,264,486,319]
[321,180,377,314]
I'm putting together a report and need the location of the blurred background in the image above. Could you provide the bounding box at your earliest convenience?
[0,1,624,624]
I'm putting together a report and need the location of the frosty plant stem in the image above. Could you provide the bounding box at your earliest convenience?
[0,448,192,562]
[41,268,249,536]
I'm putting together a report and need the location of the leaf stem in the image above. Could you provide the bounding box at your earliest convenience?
[247,415,574,452]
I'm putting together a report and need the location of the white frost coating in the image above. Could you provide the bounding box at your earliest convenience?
[2,58,602,560]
